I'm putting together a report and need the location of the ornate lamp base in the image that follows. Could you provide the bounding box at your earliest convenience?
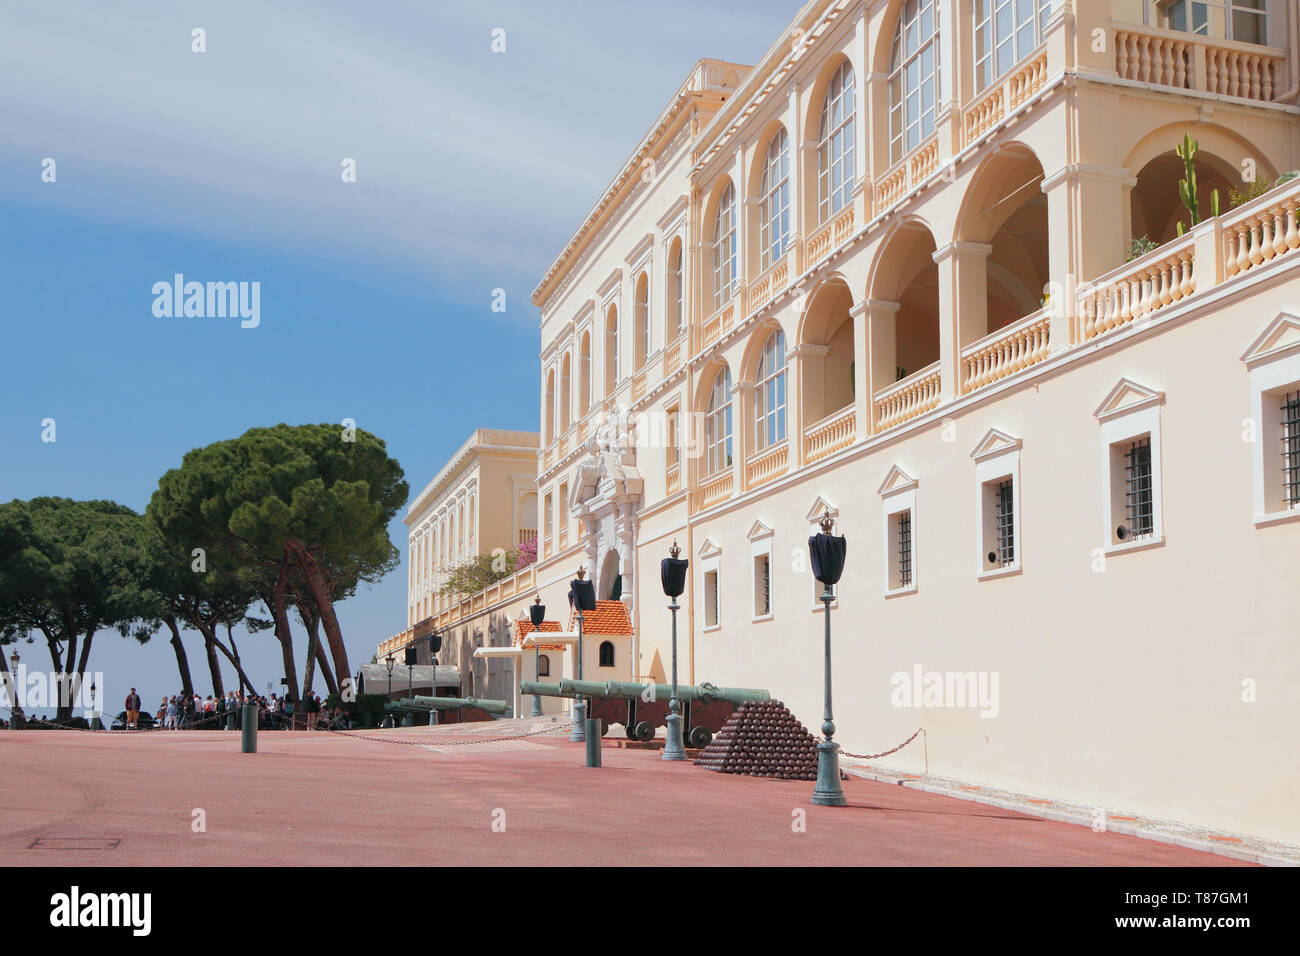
[662,711,687,760]
[811,739,847,806]
[569,698,587,742]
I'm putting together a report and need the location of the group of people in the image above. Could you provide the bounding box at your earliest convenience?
[140,688,353,731]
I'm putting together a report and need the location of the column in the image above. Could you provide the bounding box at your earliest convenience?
[932,241,992,400]
[863,299,900,436]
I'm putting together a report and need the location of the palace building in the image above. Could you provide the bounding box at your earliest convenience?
[388,0,1300,845]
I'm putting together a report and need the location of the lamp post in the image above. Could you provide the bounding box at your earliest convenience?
[529,596,546,718]
[7,649,23,728]
[568,565,597,748]
[384,653,395,701]
[660,540,689,760]
[808,509,848,807]
[89,680,98,730]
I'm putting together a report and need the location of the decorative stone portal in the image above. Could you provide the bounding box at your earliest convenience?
[568,412,643,616]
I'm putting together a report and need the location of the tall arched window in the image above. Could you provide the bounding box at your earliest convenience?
[604,305,619,394]
[598,641,615,667]
[754,329,787,450]
[559,353,571,431]
[579,330,591,414]
[705,366,733,477]
[761,128,791,269]
[712,182,737,311]
[818,62,856,224]
[889,0,941,165]
[974,0,1055,92]
[544,369,555,442]
[634,272,650,369]
[666,237,683,340]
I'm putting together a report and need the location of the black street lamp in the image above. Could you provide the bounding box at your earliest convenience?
[384,652,395,701]
[428,630,442,726]
[808,509,848,807]
[529,596,546,718]
[569,566,597,749]
[660,540,689,760]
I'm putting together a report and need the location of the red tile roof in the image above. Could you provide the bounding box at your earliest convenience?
[512,619,565,650]
[568,600,633,636]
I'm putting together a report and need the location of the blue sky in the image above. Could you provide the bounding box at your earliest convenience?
[0,0,798,713]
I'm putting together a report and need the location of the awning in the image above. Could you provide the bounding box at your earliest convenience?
[357,662,459,695]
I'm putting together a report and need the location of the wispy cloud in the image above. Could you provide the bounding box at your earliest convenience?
[0,0,795,309]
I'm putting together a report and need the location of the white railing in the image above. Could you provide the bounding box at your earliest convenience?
[745,441,789,489]
[964,49,1048,145]
[1222,186,1300,280]
[961,308,1051,393]
[803,406,856,464]
[698,470,735,509]
[1114,26,1284,102]
[1079,235,1196,342]
[874,363,941,431]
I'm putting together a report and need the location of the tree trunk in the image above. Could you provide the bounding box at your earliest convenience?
[314,638,339,697]
[224,622,252,694]
[165,617,195,698]
[0,645,26,726]
[298,601,320,696]
[287,540,352,698]
[269,560,301,705]
[194,621,225,698]
[208,632,256,698]
[69,626,96,723]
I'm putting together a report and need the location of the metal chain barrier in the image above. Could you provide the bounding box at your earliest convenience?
[828,727,925,761]
[324,721,575,748]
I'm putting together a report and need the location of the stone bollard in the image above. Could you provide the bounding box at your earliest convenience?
[241,702,257,753]
[584,718,601,768]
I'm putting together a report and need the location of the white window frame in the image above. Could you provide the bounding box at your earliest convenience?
[748,522,774,622]
[973,440,1022,579]
[705,367,734,477]
[712,182,737,311]
[1245,324,1300,526]
[760,128,791,270]
[974,0,1056,94]
[1097,402,1165,554]
[889,0,942,165]
[700,545,722,632]
[754,329,788,451]
[818,61,857,224]
[880,481,918,597]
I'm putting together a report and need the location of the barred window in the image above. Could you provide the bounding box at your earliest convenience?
[1282,390,1300,508]
[993,479,1015,567]
[898,510,913,587]
[753,553,771,617]
[1120,437,1154,539]
[704,569,720,627]
[817,61,856,224]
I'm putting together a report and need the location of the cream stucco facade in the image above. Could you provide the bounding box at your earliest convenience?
[390,0,1300,846]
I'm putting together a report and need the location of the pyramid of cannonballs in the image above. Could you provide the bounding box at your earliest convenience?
[694,700,818,780]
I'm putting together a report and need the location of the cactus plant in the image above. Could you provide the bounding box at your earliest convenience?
[1175,134,1221,236]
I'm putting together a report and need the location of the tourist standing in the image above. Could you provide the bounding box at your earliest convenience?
[124,688,141,729]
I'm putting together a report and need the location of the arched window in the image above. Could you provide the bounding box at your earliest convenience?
[712,182,737,311]
[666,238,683,339]
[598,641,615,667]
[705,366,733,477]
[544,369,555,442]
[560,353,571,431]
[761,128,791,269]
[634,272,650,370]
[604,305,619,394]
[754,329,787,450]
[818,62,856,224]
[579,330,591,414]
[890,0,941,165]
[537,654,550,678]
[974,1,1055,92]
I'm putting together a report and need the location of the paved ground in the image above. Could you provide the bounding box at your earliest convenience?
[0,723,1252,866]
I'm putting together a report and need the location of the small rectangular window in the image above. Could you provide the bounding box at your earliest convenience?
[897,510,913,587]
[704,569,720,628]
[753,553,771,617]
[981,477,1016,569]
[1123,437,1154,539]
[1282,390,1300,508]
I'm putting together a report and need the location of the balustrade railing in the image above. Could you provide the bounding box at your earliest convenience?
[961,309,1051,393]
[1114,26,1284,102]
[698,470,735,509]
[874,363,941,431]
[745,441,789,489]
[1079,235,1195,341]
[803,406,856,464]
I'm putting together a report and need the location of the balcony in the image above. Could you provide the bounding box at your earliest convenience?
[701,301,736,350]
[961,308,1052,394]
[963,49,1049,146]
[874,362,941,432]
[1113,25,1285,103]
[665,462,680,495]
[803,405,856,465]
[698,470,734,509]
[745,440,789,490]
[747,251,793,315]
[806,205,856,267]
[663,335,683,378]
[1079,232,1196,342]
[876,136,939,213]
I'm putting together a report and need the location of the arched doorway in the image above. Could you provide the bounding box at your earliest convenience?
[598,549,621,601]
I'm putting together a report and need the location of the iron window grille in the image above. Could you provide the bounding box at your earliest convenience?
[994,479,1015,567]
[1283,390,1300,508]
[757,554,771,615]
[898,510,913,587]
[1124,437,1154,538]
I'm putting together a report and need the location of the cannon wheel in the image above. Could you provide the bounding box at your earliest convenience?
[688,726,712,749]
[633,720,656,742]
[624,723,640,741]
